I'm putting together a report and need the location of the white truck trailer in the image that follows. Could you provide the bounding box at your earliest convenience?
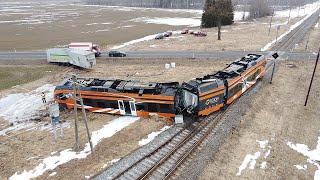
[47,48,96,69]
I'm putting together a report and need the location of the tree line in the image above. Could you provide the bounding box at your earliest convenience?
[84,0,319,9]
[84,0,205,9]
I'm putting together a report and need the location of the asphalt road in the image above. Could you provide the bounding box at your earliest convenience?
[0,50,317,61]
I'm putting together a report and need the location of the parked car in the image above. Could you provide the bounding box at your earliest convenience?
[189,30,195,34]
[155,34,164,40]
[109,50,126,57]
[164,31,173,37]
[181,29,189,34]
[194,31,207,37]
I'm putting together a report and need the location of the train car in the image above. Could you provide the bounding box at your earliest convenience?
[54,78,179,119]
[174,54,267,121]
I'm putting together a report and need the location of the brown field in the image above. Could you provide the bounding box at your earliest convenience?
[0,0,200,51]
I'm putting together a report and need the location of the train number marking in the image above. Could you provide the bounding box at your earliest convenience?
[205,97,219,106]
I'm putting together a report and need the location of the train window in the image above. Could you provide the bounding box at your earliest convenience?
[228,83,242,98]
[147,103,159,112]
[159,104,174,113]
[83,98,97,107]
[183,90,198,108]
[97,101,108,108]
[109,102,118,109]
[136,104,145,111]
[200,82,218,93]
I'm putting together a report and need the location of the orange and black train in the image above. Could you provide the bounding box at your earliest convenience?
[54,54,267,121]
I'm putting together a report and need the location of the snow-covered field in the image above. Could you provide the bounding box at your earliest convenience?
[261,2,320,51]
[275,1,320,18]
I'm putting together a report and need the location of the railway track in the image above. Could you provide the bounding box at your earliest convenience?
[94,112,226,180]
[271,9,320,51]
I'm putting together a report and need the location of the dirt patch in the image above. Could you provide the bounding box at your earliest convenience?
[199,60,320,179]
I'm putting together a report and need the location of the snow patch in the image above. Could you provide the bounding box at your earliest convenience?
[131,17,201,27]
[237,139,272,176]
[139,126,171,146]
[294,164,308,170]
[96,29,109,32]
[9,116,139,180]
[102,158,120,169]
[315,23,319,28]
[257,140,269,149]
[49,172,56,177]
[260,161,267,169]
[237,152,261,176]
[0,84,55,124]
[111,33,158,50]
[234,11,250,21]
[287,135,320,179]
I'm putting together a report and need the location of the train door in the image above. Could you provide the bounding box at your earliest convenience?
[118,100,137,116]
[118,100,125,115]
[129,101,137,116]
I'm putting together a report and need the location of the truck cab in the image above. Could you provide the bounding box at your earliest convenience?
[68,42,101,57]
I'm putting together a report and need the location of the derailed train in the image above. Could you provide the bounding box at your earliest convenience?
[54,54,267,121]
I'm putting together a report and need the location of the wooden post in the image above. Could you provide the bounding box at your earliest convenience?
[72,75,80,151]
[79,93,94,152]
[304,47,320,106]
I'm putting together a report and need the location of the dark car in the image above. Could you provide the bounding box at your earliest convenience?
[181,28,189,34]
[163,31,173,37]
[109,50,126,57]
[155,34,164,40]
[194,31,207,37]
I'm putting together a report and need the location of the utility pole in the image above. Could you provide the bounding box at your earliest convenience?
[288,0,292,24]
[242,0,247,21]
[275,25,280,43]
[72,75,80,151]
[304,46,320,106]
[268,6,275,36]
[79,92,93,152]
[72,75,93,152]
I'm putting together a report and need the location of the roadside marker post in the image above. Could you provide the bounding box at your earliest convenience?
[304,47,320,106]
[270,53,279,84]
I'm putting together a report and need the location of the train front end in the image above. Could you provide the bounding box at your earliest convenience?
[174,82,199,124]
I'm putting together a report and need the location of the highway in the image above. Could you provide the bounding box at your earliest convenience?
[0,50,317,61]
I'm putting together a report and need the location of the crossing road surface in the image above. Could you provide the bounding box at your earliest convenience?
[0,51,317,61]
